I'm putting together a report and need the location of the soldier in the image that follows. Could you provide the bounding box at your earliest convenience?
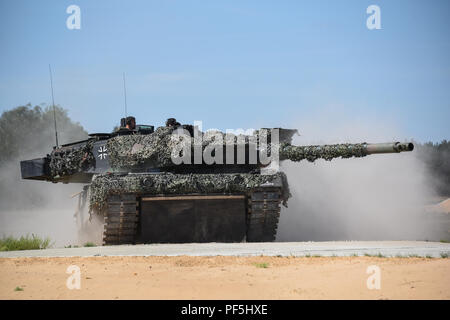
[125,116,136,130]
[166,118,180,128]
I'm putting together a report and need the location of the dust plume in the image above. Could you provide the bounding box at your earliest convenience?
[0,104,91,247]
[276,107,443,241]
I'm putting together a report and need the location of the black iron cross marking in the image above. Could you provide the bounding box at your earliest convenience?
[98,146,108,160]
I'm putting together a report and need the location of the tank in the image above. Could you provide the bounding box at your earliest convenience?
[20,119,414,245]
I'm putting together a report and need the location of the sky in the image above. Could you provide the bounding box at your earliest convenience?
[0,0,449,143]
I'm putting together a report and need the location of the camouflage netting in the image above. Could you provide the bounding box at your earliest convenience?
[47,125,372,180]
[49,140,95,177]
[106,127,285,169]
[107,126,175,169]
[280,143,368,162]
[89,171,290,214]
[106,126,371,169]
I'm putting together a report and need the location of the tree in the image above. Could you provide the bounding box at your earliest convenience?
[0,104,88,210]
[0,103,88,165]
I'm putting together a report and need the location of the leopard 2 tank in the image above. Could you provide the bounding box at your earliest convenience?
[20,118,414,244]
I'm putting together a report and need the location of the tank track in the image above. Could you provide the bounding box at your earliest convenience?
[102,189,281,244]
[103,194,139,245]
[246,188,281,242]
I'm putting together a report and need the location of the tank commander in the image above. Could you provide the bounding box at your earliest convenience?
[115,116,136,134]
[166,118,181,128]
[125,116,136,130]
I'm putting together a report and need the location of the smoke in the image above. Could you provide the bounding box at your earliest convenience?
[276,106,442,241]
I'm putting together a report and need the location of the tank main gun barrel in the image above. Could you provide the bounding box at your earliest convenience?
[364,142,414,154]
[280,142,414,162]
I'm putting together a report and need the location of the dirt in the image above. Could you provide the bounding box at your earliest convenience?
[438,198,450,213]
[0,256,449,300]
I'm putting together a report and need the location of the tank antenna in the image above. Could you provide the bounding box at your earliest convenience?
[49,64,59,148]
[123,72,128,119]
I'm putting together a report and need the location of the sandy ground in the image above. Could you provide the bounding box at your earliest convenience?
[0,256,449,300]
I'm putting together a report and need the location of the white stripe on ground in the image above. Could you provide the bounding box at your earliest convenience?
[0,241,449,258]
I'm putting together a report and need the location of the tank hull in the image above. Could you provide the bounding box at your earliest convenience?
[97,172,286,244]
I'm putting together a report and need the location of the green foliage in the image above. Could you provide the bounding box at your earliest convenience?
[84,242,96,247]
[14,286,24,291]
[0,103,88,165]
[254,263,269,268]
[363,253,386,257]
[0,234,52,251]
[441,253,449,258]
[0,104,88,210]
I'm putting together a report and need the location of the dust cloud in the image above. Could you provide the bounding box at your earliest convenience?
[0,106,91,247]
[276,107,441,241]
[0,160,88,247]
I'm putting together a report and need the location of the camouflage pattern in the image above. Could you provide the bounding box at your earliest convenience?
[107,127,296,167]
[106,127,372,169]
[107,126,263,169]
[49,140,95,178]
[46,125,409,180]
[89,171,290,214]
[107,126,175,169]
[280,143,367,162]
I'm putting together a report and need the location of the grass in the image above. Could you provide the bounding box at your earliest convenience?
[64,245,79,248]
[0,234,52,251]
[363,253,387,258]
[440,240,450,243]
[254,263,269,268]
[365,253,442,258]
[83,242,96,247]
[301,253,325,257]
[14,286,24,292]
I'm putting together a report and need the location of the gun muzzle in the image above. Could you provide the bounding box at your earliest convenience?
[364,142,414,155]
